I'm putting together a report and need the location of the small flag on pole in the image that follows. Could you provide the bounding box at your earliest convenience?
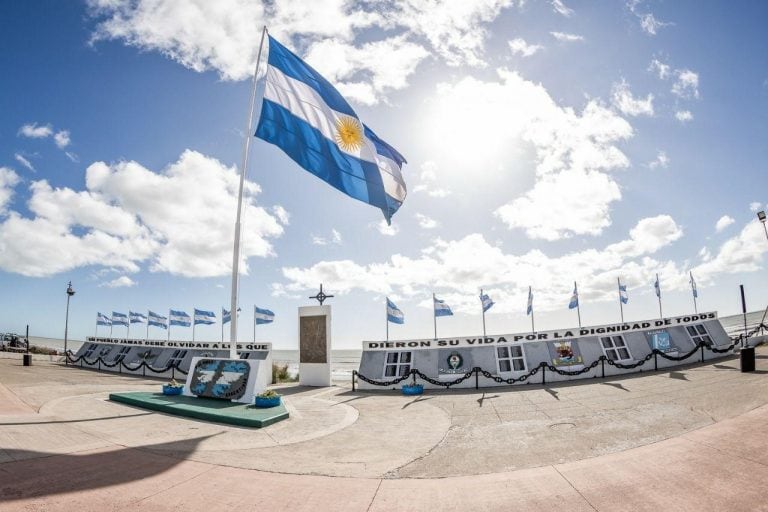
[129,311,146,324]
[169,310,191,327]
[568,285,579,309]
[480,293,495,313]
[619,283,629,304]
[97,312,112,326]
[255,35,407,224]
[111,312,129,327]
[254,306,275,325]
[527,287,534,315]
[690,273,698,298]
[222,308,231,325]
[654,275,661,298]
[387,298,405,324]
[147,311,168,329]
[434,296,454,317]
[194,309,216,325]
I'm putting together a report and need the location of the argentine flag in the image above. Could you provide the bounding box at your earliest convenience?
[480,293,495,313]
[255,35,407,223]
[147,311,167,329]
[690,272,698,298]
[619,282,629,304]
[194,308,216,325]
[434,296,453,317]
[222,307,231,325]
[387,298,405,324]
[129,311,146,324]
[254,306,275,325]
[112,312,129,327]
[169,310,191,327]
[97,312,112,326]
[527,286,534,315]
[654,275,661,298]
[568,284,579,309]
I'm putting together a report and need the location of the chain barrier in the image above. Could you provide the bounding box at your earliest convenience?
[64,353,183,375]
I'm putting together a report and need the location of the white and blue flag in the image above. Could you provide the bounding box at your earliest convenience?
[568,284,579,309]
[387,298,405,324]
[169,310,191,327]
[619,282,629,304]
[97,312,112,326]
[111,312,129,327]
[434,296,454,317]
[222,308,231,325]
[194,308,216,325]
[690,272,698,298]
[654,274,661,298]
[527,286,534,315]
[129,311,146,324]
[480,293,495,313]
[254,306,275,325]
[255,36,407,224]
[147,311,167,329]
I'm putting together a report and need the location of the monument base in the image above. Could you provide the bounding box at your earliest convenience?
[299,362,332,386]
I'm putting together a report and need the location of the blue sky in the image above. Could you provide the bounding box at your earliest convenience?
[1,0,767,349]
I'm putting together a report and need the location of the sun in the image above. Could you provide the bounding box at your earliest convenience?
[335,116,363,152]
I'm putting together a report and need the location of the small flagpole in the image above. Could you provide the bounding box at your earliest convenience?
[480,289,487,339]
[656,273,663,319]
[433,293,437,340]
[127,318,130,340]
[168,309,171,342]
[575,281,582,329]
[386,299,389,342]
[95,313,98,338]
[229,26,268,360]
[192,311,196,342]
[109,320,113,339]
[530,286,535,333]
[618,277,624,323]
[690,271,698,314]
[253,307,257,344]
[146,311,149,340]
[221,311,224,343]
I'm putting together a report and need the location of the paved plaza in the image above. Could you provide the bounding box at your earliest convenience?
[2,350,768,511]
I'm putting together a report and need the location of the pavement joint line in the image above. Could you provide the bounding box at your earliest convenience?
[366,478,383,512]
[134,464,217,504]
[679,425,768,470]
[551,464,599,512]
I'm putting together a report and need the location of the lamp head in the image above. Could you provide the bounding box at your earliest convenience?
[66,281,75,296]
[758,211,767,223]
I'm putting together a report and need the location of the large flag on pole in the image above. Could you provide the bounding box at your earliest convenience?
[129,311,146,324]
[387,298,405,324]
[568,284,579,309]
[147,311,167,329]
[526,287,534,315]
[434,296,454,317]
[254,306,275,325]
[480,293,495,313]
[654,274,661,298]
[255,35,407,224]
[97,312,112,326]
[169,310,191,327]
[690,272,698,298]
[222,308,232,325]
[111,312,129,327]
[619,282,629,304]
[194,309,216,325]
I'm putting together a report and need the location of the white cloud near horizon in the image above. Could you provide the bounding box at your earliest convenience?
[101,275,137,288]
[0,150,285,277]
[611,79,654,117]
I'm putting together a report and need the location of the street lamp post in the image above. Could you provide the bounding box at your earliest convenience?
[64,281,75,365]
[758,211,768,241]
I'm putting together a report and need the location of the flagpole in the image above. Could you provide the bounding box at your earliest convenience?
[192,311,196,342]
[530,286,535,333]
[433,293,437,340]
[229,26,268,360]
[386,300,389,341]
[127,318,130,340]
[656,273,663,319]
[221,311,224,343]
[168,309,171,342]
[95,313,98,338]
[480,288,487,339]
[109,321,113,339]
[253,307,257,344]
[618,277,624,323]
[575,281,582,328]
[146,311,149,340]
[690,271,698,314]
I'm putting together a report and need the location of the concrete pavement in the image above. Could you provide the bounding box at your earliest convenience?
[2,351,768,510]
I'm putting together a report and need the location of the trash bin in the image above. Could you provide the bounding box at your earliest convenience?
[740,346,755,372]
[23,354,32,366]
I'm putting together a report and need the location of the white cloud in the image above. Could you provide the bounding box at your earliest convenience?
[715,215,735,233]
[611,79,654,117]
[375,219,399,236]
[648,151,669,169]
[698,247,712,262]
[415,213,438,229]
[693,220,768,281]
[312,228,343,245]
[675,110,693,123]
[648,58,670,80]
[54,130,71,149]
[413,160,452,198]
[628,1,673,35]
[14,154,35,173]
[0,150,285,277]
[278,215,686,313]
[551,0,574,17]
[18,123,53,139]
[550,31,584,42]
[271,205,290,225]
[64,152,80,163]
[101,275,137,288]
[749,202,762,212]
[509,38,543,57]
[672,69,700,99]
[0,167,20,213]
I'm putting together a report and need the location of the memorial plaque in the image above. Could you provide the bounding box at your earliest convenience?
[300,315,327,363]
[189,359,250,400]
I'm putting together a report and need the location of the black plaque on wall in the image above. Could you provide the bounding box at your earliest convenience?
[300,315,327,363]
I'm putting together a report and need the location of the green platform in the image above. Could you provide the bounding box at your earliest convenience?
[109,392,289,428]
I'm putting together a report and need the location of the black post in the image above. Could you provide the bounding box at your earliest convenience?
[601,357,605,378]
[352,371,356,392]
[740,284,748,348]
[541,362,546,385]
[475,368,479,390]
[143,362,146,377]
[700,343,704,362]
[172,365,175,380]
[654,351,658,371]
[98,358,101,371]
[25,324,29,353]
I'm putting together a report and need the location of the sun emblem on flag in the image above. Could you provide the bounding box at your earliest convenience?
[335,116,363,152]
